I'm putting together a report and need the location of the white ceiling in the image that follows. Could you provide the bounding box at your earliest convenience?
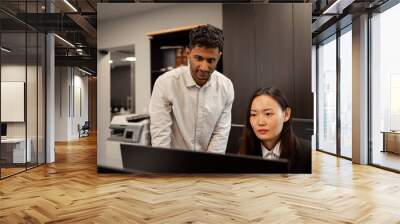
[97,3,176,22]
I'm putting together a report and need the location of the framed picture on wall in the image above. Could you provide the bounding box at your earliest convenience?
[1,81,25,122]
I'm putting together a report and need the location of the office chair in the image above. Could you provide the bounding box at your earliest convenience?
[79,121,90,138]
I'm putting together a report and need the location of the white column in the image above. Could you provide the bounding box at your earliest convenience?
[312,45,317,150]
[46,32,55,163]
[97,51,111,166]
[352,14,369,164]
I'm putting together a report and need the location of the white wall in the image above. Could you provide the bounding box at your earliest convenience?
[55,67,89,141]
[98,3,222,113]
[97,52,111,167]
[55,67,69,141]
[1,65,26,81]
[72,73,89,138]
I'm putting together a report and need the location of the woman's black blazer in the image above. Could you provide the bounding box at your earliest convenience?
[290,138,312,173]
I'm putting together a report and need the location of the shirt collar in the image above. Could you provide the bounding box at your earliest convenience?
[261,141,281,158]
[184,65,213,88]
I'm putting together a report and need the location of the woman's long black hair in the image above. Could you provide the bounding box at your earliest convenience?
[240,87,299,170]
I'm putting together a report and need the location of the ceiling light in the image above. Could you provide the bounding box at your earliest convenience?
[109,60,113,64]
[78,67,92,76]
[63,0,78,12]
[76,48,83,52]
[1,47,11,53]
[54,34,75,48]
[123,57,136,62]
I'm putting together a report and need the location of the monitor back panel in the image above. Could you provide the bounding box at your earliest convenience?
[120,144,288,174]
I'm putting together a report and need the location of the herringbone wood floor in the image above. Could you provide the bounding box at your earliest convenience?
[1,134,400,223]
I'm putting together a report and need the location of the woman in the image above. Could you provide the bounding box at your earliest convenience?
[240,87,311,173]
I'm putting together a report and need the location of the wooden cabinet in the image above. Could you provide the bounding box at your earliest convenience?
[382,131,400,154]
[149,30,190,92]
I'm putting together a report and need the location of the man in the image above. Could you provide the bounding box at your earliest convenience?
[149,24,234,154]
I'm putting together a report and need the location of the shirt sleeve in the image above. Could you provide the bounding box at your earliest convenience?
[207,80,235,154]
[149,76,173,148]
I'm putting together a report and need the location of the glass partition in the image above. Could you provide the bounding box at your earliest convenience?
[1,31,28,177]
[317,35,337,155]
[0,1,46,179]
[370,3,400,171]
[339,27,352,158]
[38,32,45,165]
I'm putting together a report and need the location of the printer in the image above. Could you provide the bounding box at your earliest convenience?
[104,114,151,170]
[109,114,150,145]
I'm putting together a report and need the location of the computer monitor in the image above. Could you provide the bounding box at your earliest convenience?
[120,144,289,174]
[1,123,7,138]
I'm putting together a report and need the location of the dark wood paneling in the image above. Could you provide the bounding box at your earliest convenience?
[223,3,312,125]
[223,4,256,125]
[293,3,313,119]
[254,4,294,107]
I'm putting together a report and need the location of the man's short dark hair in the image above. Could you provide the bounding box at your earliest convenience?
[189,24,224,52]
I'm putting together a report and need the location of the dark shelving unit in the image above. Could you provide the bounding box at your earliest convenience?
[149,27,223,92]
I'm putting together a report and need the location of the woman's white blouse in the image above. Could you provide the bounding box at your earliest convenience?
[261,141,281,159]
